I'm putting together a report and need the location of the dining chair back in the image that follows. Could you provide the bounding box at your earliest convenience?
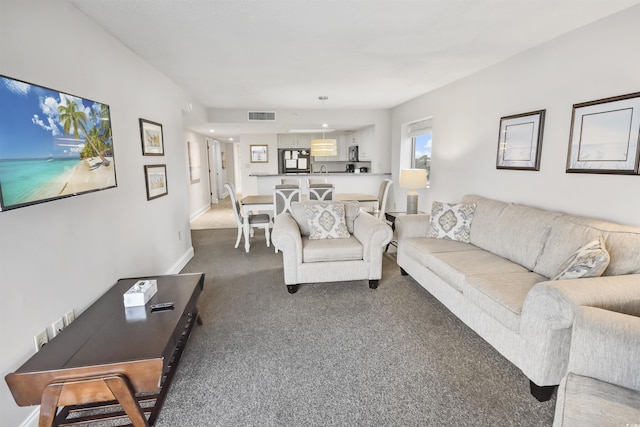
[274,185,300,217]
[281,178,301,186]
[306,177,328,187]
[376,179,393,220]
[309,184,334,201]
[225,183,271,250]
[273,184,300,252]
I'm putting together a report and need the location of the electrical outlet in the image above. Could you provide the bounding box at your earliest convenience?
[64,309,75,326]
[34,329,48,351]
[51,317,65,337]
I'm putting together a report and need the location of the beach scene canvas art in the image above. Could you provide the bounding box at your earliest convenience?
[0,75,117,211]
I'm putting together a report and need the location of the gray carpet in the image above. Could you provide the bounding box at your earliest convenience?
[157,228,556,426]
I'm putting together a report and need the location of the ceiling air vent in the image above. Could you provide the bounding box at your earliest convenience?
[248,111,276,121]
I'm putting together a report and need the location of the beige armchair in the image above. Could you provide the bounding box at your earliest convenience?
[553,306,640,426]
[271,200,393,294]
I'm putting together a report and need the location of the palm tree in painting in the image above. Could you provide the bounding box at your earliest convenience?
[58,98,87,140]
[58,98,110,166]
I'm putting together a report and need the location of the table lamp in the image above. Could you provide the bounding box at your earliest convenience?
[400,168,427,214]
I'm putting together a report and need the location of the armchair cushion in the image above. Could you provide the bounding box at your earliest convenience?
[292,201,360,236]
[305,203,350,240]
[303,236,363,262]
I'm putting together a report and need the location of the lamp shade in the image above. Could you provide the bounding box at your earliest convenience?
[399,168,427,189]
[310,139,337,156]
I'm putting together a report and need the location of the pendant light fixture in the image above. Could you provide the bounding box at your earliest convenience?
[310,96,337,157]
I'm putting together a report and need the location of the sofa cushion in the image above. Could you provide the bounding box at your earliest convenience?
[305,203,350,240]
[462,194,509,248]
[292,201,360,236]
[535,216,640,278]
[425,250,530,292]
[465,272,548,332]
[468,201,560,271]
[404,237,481,256]
[552,236,610,281]
[427,201,476,243]
[302,236,363,262]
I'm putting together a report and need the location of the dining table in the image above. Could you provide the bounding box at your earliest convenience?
[239,192,378,253]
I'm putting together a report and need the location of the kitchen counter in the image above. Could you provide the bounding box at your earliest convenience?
[250,172,390,177]
[250,172,392,196]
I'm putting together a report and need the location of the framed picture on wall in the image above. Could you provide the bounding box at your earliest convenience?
[250,144,268,163]
[566,92,640,174]
[496,110,545,171]
[139,118,164,156]
[144,164,168,200]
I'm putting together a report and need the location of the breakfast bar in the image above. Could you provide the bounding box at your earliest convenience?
[251,172,391,196]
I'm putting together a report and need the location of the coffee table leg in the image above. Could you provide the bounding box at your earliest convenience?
[104,375,149,427]
[39,383,63,427]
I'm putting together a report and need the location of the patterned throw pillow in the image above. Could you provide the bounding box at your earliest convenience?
[305,203,351,240]
[552,236,610,280]
[428,201,476,243]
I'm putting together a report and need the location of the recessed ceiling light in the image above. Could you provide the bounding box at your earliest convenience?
[209,129,215,132]
[229,137,234,141]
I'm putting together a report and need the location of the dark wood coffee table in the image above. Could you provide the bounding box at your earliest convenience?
[5,273,204,427]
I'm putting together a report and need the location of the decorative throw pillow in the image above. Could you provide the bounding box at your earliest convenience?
[552,236,610,280]
[428,201,476,243]
[305,203,350,240]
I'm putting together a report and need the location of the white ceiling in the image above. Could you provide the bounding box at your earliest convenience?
[70,0,639,138]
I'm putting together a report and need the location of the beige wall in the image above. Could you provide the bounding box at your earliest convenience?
[390,5,640,227]
[0,2,197,425]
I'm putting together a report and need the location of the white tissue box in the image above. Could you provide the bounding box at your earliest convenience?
[123,279,158,307]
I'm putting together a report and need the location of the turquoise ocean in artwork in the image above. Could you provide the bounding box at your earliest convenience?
[0,158,81,207]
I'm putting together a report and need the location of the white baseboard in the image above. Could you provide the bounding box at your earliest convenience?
[20,408,39,427]
[190,203,211,222]
[166,246,195,274]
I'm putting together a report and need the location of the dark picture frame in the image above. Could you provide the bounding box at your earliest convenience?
[496,110,545,171]
[139,118,164,156]
[250,144,268,163]
[144,164,168,200]
[567,92,640,174]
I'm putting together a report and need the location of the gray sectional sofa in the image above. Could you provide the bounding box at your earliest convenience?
[395,194,640,401]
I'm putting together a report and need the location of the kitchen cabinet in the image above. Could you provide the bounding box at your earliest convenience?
[277,134,312,148]
[347,125,374,161]
[357,126,374,161]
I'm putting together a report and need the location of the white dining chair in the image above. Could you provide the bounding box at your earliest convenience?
[225,183,270,250]
[309,184,334,201]
[376,179,393,220]
[273,184,300,252]
[281,178,301,186]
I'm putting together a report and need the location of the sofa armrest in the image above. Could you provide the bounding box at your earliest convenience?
[568,306,640,391]
[395,214,430,241]
[272,213,303,263]
[521,274,640,332]
[353,212,393,262]
[519,274,640,386]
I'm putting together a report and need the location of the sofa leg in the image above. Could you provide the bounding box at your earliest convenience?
[369,280,378,289]
[286,285,298,294]
[529,381,556,402]
[400,268,408,276]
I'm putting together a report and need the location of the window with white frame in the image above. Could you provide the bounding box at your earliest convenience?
[408,118,432,186]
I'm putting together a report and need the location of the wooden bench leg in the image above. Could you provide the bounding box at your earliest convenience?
[104,374,149,427]
[39,383,63,427]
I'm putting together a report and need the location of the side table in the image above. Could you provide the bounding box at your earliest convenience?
[384,211,425,252]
